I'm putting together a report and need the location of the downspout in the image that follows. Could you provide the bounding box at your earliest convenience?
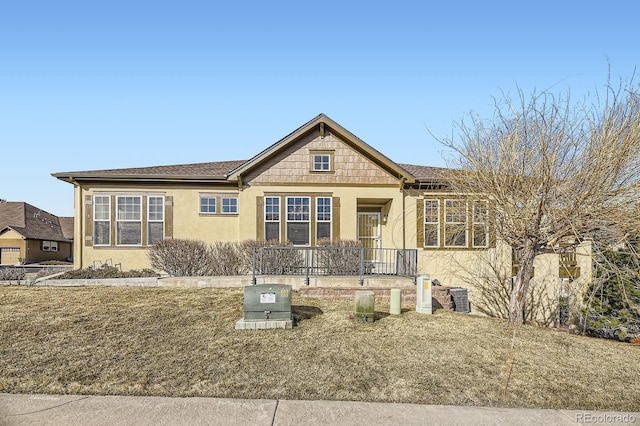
[400,178,406,250]
[73,181,83,270]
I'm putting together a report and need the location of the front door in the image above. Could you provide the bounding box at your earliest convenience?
[358,212,381,261]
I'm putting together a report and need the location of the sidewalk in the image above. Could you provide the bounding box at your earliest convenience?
[1,394,638,426]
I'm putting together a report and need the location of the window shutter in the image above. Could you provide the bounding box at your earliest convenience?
[256,196,264,240]
[332,196,340,240]
[416,199,424,248]
[164,196,173,239]
[84,195,93,247]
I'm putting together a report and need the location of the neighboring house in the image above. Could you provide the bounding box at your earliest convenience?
[52,114,591,308]
[0,201,74,265]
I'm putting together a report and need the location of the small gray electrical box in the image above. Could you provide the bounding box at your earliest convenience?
[243,284,292,321]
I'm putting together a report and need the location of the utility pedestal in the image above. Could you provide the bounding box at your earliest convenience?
[416,275,433,314]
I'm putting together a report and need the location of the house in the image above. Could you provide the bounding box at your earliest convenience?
[52,114,591,315]
[0,201,74,265]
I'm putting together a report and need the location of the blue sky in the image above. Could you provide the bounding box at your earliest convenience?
[1,1,639,217]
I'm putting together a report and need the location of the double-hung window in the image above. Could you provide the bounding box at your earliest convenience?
[444,199,468,247]
[264,197,281,242]
[423,199,440,248]
[286,197,310,245]
[316,197,332,240]
[472,200,489,248]
[116,196,142,246]
[148,196,164,245]
[93,195,111,246]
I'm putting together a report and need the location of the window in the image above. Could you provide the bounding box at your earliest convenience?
[423,199,440,247]
[42,241,58,252]
[316,197,332,240]
[222,197,238,214]
[422,198,491,249]
[148,196,164,245]
[313,154,331,171]
[200,196,216,214]
[116,196,142,246]
[444,199,467,247]
[264,197,280,242]
[472,200,489,248]
[93,195,111,246]
[286,197,310,245]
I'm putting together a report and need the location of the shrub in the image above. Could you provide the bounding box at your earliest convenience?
[582,250,640,341]
[148,239,217,277]
[249,240,305,275]
[209,241,252,275]
[0,268,26,281]
[56,267,159,280]
[316,238,362,275]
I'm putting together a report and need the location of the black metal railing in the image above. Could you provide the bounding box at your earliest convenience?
[251,246,418,285]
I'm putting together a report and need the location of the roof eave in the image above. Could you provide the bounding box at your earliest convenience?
[53,174,233,184]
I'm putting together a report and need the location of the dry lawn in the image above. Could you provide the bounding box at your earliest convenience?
[1,285,639,411]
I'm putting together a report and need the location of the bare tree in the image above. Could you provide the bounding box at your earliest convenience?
[439,77,640,325]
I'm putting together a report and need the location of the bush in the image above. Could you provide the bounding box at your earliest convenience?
[250,240,305,275]
[0,268,26,281]
[148,239,217,277]
[147,238,365,277]
[56,267,159,280]
[148,239,308,277]
[316,238,362,275]
[582,250,640,341]
[209,241,253,275]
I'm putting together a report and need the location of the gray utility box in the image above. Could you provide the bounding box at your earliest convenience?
[243,284,292,321]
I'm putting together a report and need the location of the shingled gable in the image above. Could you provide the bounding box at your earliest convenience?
[226,113,417,184]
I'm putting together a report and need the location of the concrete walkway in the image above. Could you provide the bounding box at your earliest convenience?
[1,394,638,426]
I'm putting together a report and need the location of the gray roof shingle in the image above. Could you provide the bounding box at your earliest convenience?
[54,160,247,179]
[56,160,450,182]
[0,202,73,242]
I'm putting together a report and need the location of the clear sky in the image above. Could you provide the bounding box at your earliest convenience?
[1,0,639,217]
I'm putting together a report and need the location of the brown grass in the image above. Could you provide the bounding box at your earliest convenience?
[1,286,639,410]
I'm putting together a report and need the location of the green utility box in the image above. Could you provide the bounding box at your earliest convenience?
[243,284,292,321]
[354,290,375,322]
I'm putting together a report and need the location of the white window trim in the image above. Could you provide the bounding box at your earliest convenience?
[423,199,440,248]
[42,240,59,252]
[221,197,238,214]
[93,195,111,246]
[312,154,331,171]
[315,196,332,241]
[148,195,165,244]
[264,196,281,242]
[116,195,142,246]
[286,196,311,246]
[199,196,217,214]
[472,200,489,248]
[444,199,468,248]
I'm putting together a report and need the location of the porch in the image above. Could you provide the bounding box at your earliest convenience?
[251,246,418,285]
